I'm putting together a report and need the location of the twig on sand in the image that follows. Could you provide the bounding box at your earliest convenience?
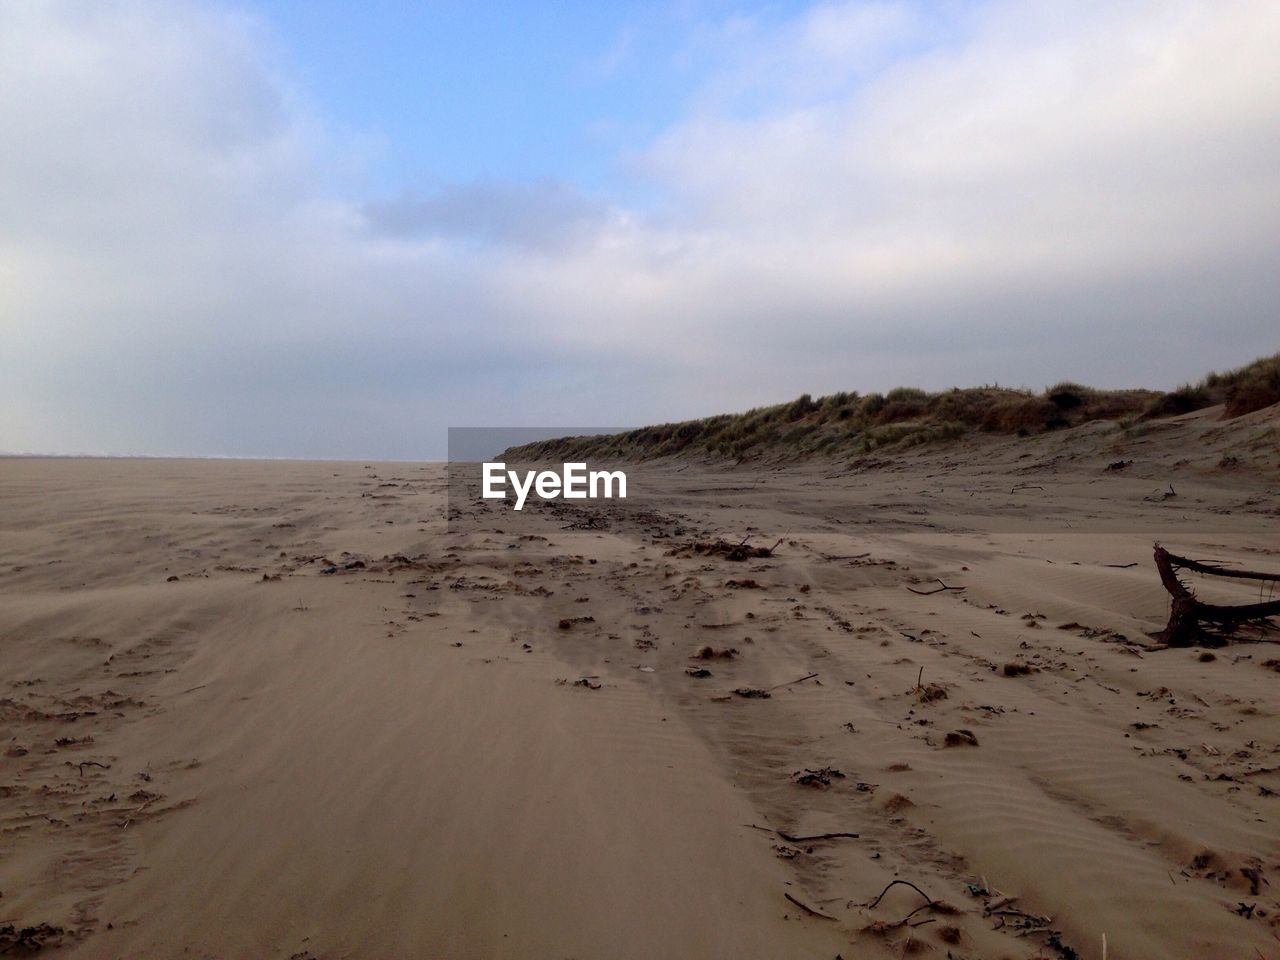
[785,891,837,920]
[119,798,154,829]
[776,830,860,843]
[906,579,965,596]
[985,906,1052,924]
[868,879,935,911]
[768,672,819,691]
[896,901,937,926]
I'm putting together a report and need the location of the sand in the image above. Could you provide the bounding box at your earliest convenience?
[2,405,1278,959]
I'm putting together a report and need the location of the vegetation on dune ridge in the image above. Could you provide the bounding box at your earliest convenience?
[507,352,1280,463]
[1147,352,1280,420]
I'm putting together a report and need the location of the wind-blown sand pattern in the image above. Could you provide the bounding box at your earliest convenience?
[2,406,1278,958]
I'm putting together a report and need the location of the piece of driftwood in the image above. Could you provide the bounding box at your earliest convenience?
[906,578,965,596]
[784,891,837,920]
[776,829,859,842]
[1153,544,1280,646]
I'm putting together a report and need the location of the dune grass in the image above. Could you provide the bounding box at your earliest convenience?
[507,352,1279,463]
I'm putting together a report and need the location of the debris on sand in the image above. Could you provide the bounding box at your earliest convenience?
[783,890,838,920]
[554,676,602,689]
[694,645,738,660]
[732,687,771,699]
[793,766,845,787]
[883,792,914,813]
[905,578,965,596]
[725,578,763,589]
[685,667,713,678]
[916,682,948,703]
[1154,544,1280,646]
[667,537,781,562]
[0,923,64,953]
[944,729,979,747]
[1001,661,1034,677]
[558,616,595,630]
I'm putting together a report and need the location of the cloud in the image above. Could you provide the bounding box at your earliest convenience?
[1,0,1277,457]
[362,180,610,251]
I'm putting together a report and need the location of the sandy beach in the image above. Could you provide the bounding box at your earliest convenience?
[2,405,1277,959]
[6,2,1280,956]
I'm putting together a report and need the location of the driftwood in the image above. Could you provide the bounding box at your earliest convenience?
[784,891,837,920]
[1153,544,1280,646]
[906,578,965,596]
[776,829,859,842]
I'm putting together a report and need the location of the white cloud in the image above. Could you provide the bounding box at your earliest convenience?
[1,0,1277,457]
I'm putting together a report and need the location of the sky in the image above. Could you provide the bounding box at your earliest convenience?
[1,0,1277,458]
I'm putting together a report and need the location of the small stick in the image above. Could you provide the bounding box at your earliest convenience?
[119,798,154,829]
[899,901,935,924]
[868,879,934,911]
[987,907,1052,923]
[768,672,819,691]
[776,830,859,843]
[785,891,837,920]
[906,579,964,595]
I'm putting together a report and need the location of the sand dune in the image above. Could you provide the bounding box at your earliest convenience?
[2,406,1278,958]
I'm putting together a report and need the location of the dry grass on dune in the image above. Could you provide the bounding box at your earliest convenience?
[508,351,1280,463]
